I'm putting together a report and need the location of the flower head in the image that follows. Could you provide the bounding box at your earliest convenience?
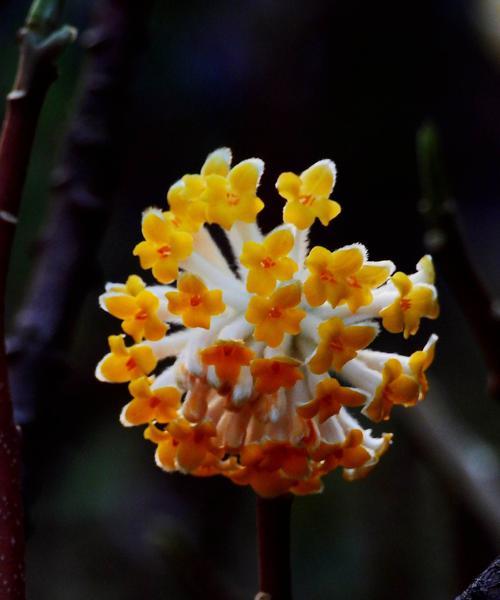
[97,148,439,497]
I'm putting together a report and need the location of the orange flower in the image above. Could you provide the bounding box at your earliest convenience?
[166,273,225,329]
[250,357,303,394]
[308,317,377,374]
[363,359,420,422]
[297,378,365,422]
[245,282,306,347]
[408,334,437,397]
[120,377,181,426]
[311,429,371,471]
[200,340,254,387]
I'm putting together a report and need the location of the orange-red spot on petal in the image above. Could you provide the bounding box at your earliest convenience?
[190,295,202,307]
[400,298,412,311]
[157,245,172,258]
[268,306,282,318]
[260,256,276,269]
[125,357,137,371]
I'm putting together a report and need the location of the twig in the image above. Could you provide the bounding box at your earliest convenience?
[455,557,500,600]
[0,1,75,597]
[8,0,152,429]
[256,494,293,600]
[417,123,500,400]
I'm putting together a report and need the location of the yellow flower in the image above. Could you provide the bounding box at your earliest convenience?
[121,377,181,426]
[104,289,167,343]
[297,377,366,422]
[166,273,225,329]
[204,158,265,229]
[380,271,439,338]
[245,282,306,347]
[240,228,298,295]
[304,245,392,311]
[97,335,157,383]
[200,340,255,387]
[250,357,304,394]
[408,334,437,397]
[308,317,377,374]
[166,418,219,473]
[107,274,146,296]
[276,159,341,229]
[133,209,193,283]
[167,175,208,232]
[364,358,420,422]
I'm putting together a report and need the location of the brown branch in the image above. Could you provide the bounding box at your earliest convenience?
[0,2,75,597]
[256,495,293,600]
[7,0,152,430]
[455,557,500,600]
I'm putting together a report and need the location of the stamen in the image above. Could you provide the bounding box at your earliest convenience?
[157,245,172,257]
[346,275,361,288]
[227,193,240,206]
[125,357,137,371]
[320,270,335,282]
[298,195,314,206]
[190,295,202,307]
[135,309,148,320]
[400,298,412,311]
[329,339,343,352]
[260,256,276,269]
[149,396,161,408]
[268,306,282,318]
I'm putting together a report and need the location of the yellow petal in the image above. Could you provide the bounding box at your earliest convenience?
[312,198,341,226]
[301,159,336,197]
[276,171,301,203]
[264,229,294,257]
[229,159,263,195]
[201,147,232,176]
[329,246,365,276]
[273,281,302,308]
[104,295,138,319]
[283,201,314,230]
[142,211,169,244]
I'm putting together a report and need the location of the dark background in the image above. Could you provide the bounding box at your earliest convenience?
[1,1,499,598]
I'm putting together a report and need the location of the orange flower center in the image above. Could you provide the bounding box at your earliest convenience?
[125,357,137,371]
[320,269,336,282]
[157,244,172,258]
[329,338,344,352]
[298,195,314,206]
[268,306,282,318]
[227,193,240,206]
[135,309,148,320]
[271,362,282,374]
[400,298,412,311]
[190,294,202,307]
[260,256,276,269]
[149,396,161,408]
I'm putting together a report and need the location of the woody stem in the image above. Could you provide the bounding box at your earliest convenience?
[256,494,293,600]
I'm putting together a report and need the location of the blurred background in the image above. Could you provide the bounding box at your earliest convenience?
[1,0,500,598]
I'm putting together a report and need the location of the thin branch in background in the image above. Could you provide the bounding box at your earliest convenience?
[256,495,293,600]
[455,557,500,600]
[417,122,500,400]
[0,1,75,597]
[7,0,152,429]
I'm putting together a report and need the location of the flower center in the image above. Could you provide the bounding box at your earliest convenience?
[268,306,282,318]
[260,256,276,269]
[125,357,137,371]
[157,244,172,258]
[135,309,148,321]
[271,362,282,374]
[226,193,240,206]
[400,298,412,311]
[298,195,314,206]
[190,294,202,307]
[329,338,344,353]
[149,396,161,408]
[320,269,336,282]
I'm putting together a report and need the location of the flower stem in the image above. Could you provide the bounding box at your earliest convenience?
[256,494,293,600]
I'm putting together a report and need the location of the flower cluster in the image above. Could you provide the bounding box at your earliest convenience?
[96,149,439,497]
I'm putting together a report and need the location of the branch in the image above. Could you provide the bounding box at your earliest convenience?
[417,123,500,400]
[0,1,75,597]
[6,0,153,518]
[455,557,500,600]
